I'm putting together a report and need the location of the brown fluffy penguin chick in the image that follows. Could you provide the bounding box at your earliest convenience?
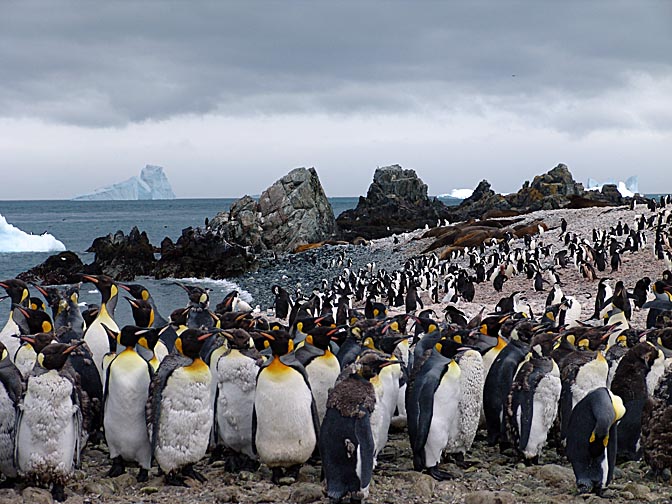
[642,366,672,480]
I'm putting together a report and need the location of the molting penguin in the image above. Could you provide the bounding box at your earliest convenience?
[15,342,84,502]
[0,342,22,484]
[104,325,154,482]
[146,328,214,485]
[320,352,394,504]
[81,274,119,379]
[566,387,625,496]
[211,328,262,471]
[505,354,561,463]
[253,330,319,484]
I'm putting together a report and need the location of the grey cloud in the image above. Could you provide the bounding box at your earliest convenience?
[0,1,670,131]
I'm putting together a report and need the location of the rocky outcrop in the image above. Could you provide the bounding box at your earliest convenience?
[86,227,156,281]
[17,251,94,285]
[211,167,337,252]
[336,165,453,240]
[153,227,257,279]
[450,163,639,221]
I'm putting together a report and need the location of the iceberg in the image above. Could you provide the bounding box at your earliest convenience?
[438,188,474,199]
[586,176,638,198]
[0,214,66,253]
[73,165,176,201]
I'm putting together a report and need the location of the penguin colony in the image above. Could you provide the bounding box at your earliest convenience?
[1,196,672,501]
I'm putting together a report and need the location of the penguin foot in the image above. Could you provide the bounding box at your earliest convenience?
[52,483,66,502]
[426,465,455,481]
[524,455,539,466]
[164,472,188,487]
[88,429,105,447]
[107,456,126,478]
[137,468,149,483]
[271,467,284,485]
[286,464,301,481]
[208,444,225,464]
[182,464,207,483]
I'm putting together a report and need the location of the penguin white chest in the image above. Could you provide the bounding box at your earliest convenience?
[14,345,37,379]
[16,371,79,482]
[523,373,561,458]
[0,318,20,362]
[305,353,340,424]
[85,309,118,379]
[104,351,152,467]
[154,362,213,473]
[254,363,316,467]
[424,367,461,467]
[215,351,258,456]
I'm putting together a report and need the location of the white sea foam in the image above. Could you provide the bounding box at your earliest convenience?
[172,277,254,303]
[586,176,638,198]
[0,213,66,253]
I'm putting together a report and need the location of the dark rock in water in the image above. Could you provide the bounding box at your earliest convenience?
[336,164,453,240]
[153,226,257,279]
[450,180,512,221]
[17,250,94,285]
[211,167,336,252]
[86,226,156,281]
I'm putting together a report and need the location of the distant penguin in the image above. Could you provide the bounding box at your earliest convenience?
[271,285,292,320]
[506,355,561,463]
[493,270,507,292]
[104,325,154,482]
[592,279,612,320]
[0,342,23,484]
[15,342,85,502]
[405,283,423,314]
[146,329,214,485]
[319,352,394,503]
[566,388,625,496]
[253,330,319,484]
[632,277,651,309]
[560,218,568,235]
[545,283,564,308]
[81,274,119,379]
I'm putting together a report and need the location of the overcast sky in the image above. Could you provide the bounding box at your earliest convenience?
[0,1,670,199]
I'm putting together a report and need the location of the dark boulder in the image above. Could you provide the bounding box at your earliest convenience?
[336,165,453,240]
[17,251,95,285]
[153,226,257,279]
[86,226,156,281]
[449,180,512,221]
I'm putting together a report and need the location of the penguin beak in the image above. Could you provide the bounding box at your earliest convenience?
[81,275,99,284]
[101,323,118,340]
[125,297,139,309]
[31,283,49,298]
[379,359,398,368]
[260,331,276,341]
[197,332,214,342]
[13,304,30,318]
[118,283,131,292]
[19,335,36,344]
[221,331,234,341]
[64,341,84,354]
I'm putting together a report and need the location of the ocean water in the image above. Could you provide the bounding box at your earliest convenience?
[0,197,363,327]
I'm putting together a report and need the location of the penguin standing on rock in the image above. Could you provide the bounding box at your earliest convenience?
[253,330,319,485]
[15,342,85,502]
[146,329,214,486]
[320,352,395,504]
[566,387,625,496]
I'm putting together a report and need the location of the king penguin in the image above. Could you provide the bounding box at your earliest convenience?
[15,342,84,502]
[566,387,625,495]
[0,341,23,484]
[146,328,214,486]
[211,328,262,470]
[320,352,395,503]
[0,279,30,362]
[253,329,319,484]
[82,274,119,379]
[104,325,154,482]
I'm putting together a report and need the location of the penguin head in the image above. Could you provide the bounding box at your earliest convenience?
[37,342,83,370]
[117,325,156,350]
[175,282,210,309]
[125,297,154,328]
[176,328,214,359]
[119,283,151,301]
[0,279,30,306]
[305,326,341,351]
[21,332,57,354]
[82,304,100,328]
[81,274,118,303]
[221,328,253,350]
[259,329,293,356]
[356,350,397,380]
[12,304,53,335]
[31,283,61,311]
[29,297,46,312]
[168,307,190,327]
[101,324,120,353]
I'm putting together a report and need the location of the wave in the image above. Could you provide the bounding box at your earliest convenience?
[438,188,474,199]
[0,213,66,253]
[171,277,254,304]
